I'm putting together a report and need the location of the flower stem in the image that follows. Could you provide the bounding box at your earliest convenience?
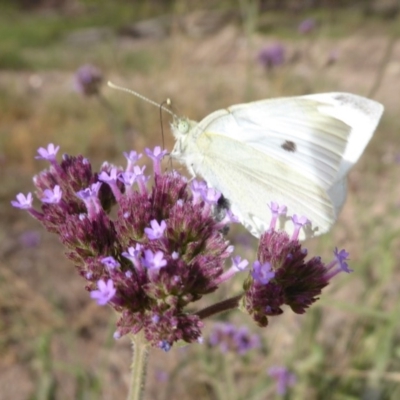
[127,332,149,400]
[195,293,244,320]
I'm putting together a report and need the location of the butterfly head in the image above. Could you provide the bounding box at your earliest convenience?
[171,116,190,136]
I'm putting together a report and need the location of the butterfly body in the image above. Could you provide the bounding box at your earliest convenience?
[170,93,384,239]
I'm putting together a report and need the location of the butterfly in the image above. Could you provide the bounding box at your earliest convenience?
[169,93,384,240]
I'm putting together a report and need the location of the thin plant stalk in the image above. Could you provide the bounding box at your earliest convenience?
[127,332,149,400]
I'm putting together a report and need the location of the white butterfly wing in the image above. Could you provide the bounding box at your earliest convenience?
[176,93,383,239]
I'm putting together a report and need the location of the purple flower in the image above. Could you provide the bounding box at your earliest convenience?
[119,171,136,188]
[201,187,221,205]
[122,244,143,269]
[145,146,167,175]
[268,201,287,229]
[98,167,122,200]
[232,256,249,271]
[142,249,167,270]
[208,322,260,355]
[215,255,249,284]
[11,193,33,209]
[74,64,103,96]
[268,366,296,396]
[252,260,275,284]
[242,207,347,326]
[133,165,149,194]
[124,150,142,173]
[298,18,316,34]
[76,182,103,217]
[35,144,60,162]
[90,279,116,305]
[324,247,352,279]
[257,43,285,69]
[41,185,62,204]
[101,256,120,271]
[144,219,167,240]
[16,141,347,351]
[291,214,310,240]
[76,182,102,201]
[191,180,207,203]
[159,340,171,352]
[98,167,119,184]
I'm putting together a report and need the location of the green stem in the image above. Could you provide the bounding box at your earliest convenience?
[194,293,244,320]
[368,34,397,98]
[127,332,149,400]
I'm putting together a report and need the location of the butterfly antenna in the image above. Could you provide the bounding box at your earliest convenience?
[107,81,177,118]
[159,98,172,150]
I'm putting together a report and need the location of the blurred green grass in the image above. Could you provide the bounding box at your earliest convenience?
[1,1,400,399]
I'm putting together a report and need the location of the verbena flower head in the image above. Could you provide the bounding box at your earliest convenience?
[242,203,351,327]
[208,322,260,355]
[257,43,285,69]
[74,64,103,96]
[13,144,232,350]
[13,144,352,350]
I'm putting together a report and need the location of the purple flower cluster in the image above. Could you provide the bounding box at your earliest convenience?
[12,144,232,349]
[74,64,103,96]
[257,43,285,69]
[208,322,260,355]
[242,203,351,327]
[12,144,352,350]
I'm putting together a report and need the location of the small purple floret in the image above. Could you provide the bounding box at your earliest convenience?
[145,146,167,175]
[98,167,119,184]
[101,256,120,270]
[90,279,117,305]
[232,256,249,271]
[41,185,62,204]
[291,214,309,240]
[35,143,60,162]
[252,261,275,285]
[201,187,221,205]
[11,192,33,209]
[269,201,287,229]
[124,150,142,172]
[145,219,167,240]
[142,249,167,270]
[159,340,171,352]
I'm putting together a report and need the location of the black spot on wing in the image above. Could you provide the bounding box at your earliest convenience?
[217,194,231,211]
[214,194,231,232]
[281,140,297,152]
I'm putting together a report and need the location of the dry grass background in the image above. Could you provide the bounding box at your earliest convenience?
[1,1,400,399]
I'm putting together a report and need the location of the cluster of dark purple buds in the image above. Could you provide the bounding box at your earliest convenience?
[12,144,351,351]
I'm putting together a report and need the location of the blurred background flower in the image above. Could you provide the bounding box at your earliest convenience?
[268,366,296,396]
[74,64,103,96]
[208,322,260,355]
[257,43,285,69]
[298,18,317,34]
